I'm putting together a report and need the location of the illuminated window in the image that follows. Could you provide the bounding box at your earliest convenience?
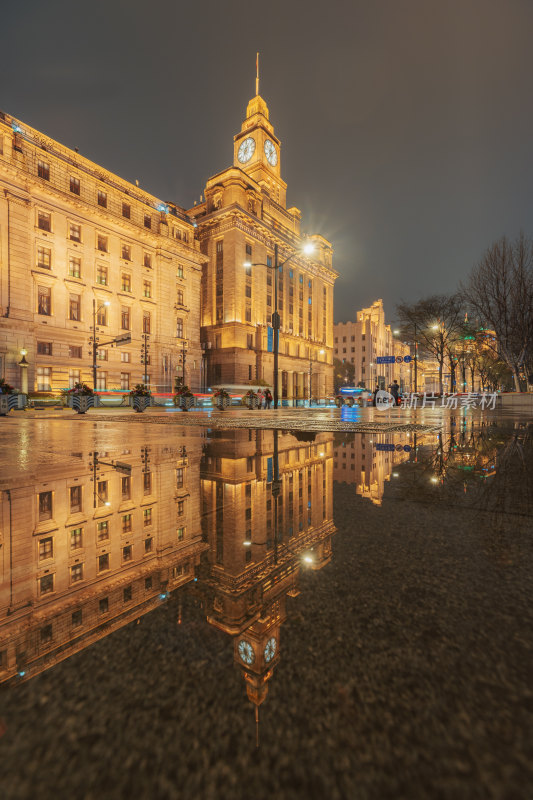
[121,307,130,330]
[144,253,152,268]
[121,273,131,292]
[36,366,51,391]
[97,521,109,541]
[97,190,107,208]
[98,554,109,573]
[97,234,108,252]
[177,527,184,541]
[143,280,152,298]
[176,318,183,338]
[122,514,132,533]
[68,256,82,279]
[120,373,130,390]
[69,223,81,242]
[122,545,133,562]
[96,305,107,326]
[37,341,52,355]
[176,264,183,278]
[69,486,82,513]
[121,244,131,261]
[39,537,53,560]
[143,312,151,334]
[143,508,152,526]
[36,246,51,270]
[70,527,83,549]
[121,351,131,363]
[176,468,184,488]
[70,176,80,195]
[70,563,83,583]
[96,264,108,285]
[69,293,81,321]
[143,473,152,494]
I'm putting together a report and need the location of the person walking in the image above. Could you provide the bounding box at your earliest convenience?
[264,389,273,410]
[389,379,400,406]
[372,384,379,407]
[256,389,263,409]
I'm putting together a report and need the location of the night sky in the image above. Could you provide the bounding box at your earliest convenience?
[2,0,533,323]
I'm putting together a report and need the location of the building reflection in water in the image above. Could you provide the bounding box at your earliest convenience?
[0,436,206,683]
[0,428,336,737]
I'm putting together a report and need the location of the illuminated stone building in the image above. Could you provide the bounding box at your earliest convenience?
[0,110,204,393]
[196,429,335,714]
[333,433,413,505]
[0,432,205,683]
[189,90,337,400]
[334,299,410,389]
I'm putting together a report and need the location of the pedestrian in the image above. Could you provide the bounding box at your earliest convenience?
[264,389,273,409]
[372,384,379,407]
[390,379,400,406]
[256,389,263,409]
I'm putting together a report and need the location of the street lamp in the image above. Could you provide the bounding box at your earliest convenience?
[92,299,110,390]
[244,240,315,409]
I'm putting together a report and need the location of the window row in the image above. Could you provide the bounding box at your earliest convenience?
[35,368,152,392]
[36,287,153,330]
[37,483,153,522]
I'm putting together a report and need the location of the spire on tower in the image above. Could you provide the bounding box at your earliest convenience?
[256,52,259,96]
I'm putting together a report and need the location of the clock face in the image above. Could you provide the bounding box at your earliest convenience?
[237,137,256,164]
[238,639,255,665]
[264,637,277,663]
[264,139,278,167]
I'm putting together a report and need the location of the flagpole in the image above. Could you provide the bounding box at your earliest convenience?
[256,52,259,95]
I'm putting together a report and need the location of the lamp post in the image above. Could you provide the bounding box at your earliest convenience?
[92,299,110,390]
[244,240,315,410]
[18,349,29,395]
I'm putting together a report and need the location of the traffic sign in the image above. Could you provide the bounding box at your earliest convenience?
[376,356,396,364]
[113,333,132,345]
[403,355,412,363]
[396,356,403,363]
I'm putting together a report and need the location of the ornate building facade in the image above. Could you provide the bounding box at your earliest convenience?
[334,299,410,389]
[0,110,204,393]
[189,92,337,400]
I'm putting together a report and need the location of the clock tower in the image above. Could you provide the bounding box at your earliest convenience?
[233,89,287,208]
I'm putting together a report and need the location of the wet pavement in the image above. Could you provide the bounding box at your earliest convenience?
[0,410,532,799]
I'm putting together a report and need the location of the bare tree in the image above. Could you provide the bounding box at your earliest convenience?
[396,294,466,393]
[461,233,533,391]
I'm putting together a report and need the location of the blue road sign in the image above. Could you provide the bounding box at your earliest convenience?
[403,355,412,363]
[375,443,395,452]
[267,326,273,353]
[376,356,396,364]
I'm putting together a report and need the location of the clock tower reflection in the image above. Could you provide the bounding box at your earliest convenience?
[195,428,336,733]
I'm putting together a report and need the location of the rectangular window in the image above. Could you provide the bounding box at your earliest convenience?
[97,234,108,253]
[70,563,83,583]
[176,468,184,489]
[72,609,83,627]
[176,318,183,338]
[38,160,50,180]
[144,537,153,553]
[40,624,53,643]
[122,545,133,562]
[96,372,107,391]
[121,307,130,330]
[96,265,108,285]
[37,341,52,355]
[99,597,109,614]
[245,308,251,322]
[123,585,132,603]
[37,246,51,270]
[176,264,183,278]
[97,520,109,541]
[122,202,130,219]
[98,554,109,573]
[70,176,80,195]
[36,366,51,391]
[69,256,81,278]
[121,244,131,261]
[69,223,81,242]
[143,508,152,527]
[69,294,81,321]
[96,306,107,326]
[143,280,152,298]
[39,574,54,595]
[38,286,51,316]
[143,472,152,494]
[69,345,82,359]
[246,243,252,257]
[120,372,130,390]
[177,527,184,541]
[176,289,184,306]
[39,491,52,521]
[144,253,152,268]
[97,480,108,505]
[97,348,108,361]
[38,211,51,231]
[143,312,151,334]
[121,476,131,500]
[121,351,131,363]
[144,214,151,229]
[121,273,131,292]
[39,537,53,560]
[122,514,132,533]
[68,369,80,389]
[70,527,83,549]
[70,486,82,513]
[97,190,107,208]
[177,500,185,516]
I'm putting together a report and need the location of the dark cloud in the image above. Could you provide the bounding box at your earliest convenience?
[2,0,533,322]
